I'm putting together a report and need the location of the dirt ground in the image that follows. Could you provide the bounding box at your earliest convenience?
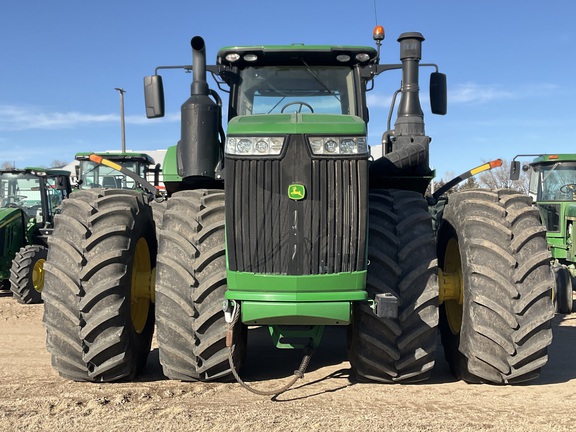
[1,293,575,432]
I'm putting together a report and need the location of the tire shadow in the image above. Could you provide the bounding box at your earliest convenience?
[137,348,166,381]
[429,314,576,386]
[233,325,350,382]
[138,315,576,385]
[137,325,351,383]
[532,313,576,385]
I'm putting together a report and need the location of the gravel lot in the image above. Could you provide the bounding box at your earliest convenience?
[1,293,575,431]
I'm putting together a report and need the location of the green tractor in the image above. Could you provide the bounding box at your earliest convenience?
[42,27,554,387]
[511,154,576,314]
[0,168,71,303]
[75,151,162,191]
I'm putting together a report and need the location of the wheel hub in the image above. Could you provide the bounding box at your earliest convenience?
[439,238,463,334]
[131,237,152,333]
[32,258,46,292]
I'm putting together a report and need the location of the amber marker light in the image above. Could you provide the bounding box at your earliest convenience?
[373,25,385,41]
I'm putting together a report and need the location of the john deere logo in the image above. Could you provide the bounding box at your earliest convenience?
[288,184,306,200]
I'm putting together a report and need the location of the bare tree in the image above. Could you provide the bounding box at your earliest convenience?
[459,175,480,191]
[477,159,529,194]
[50,159,69,168]
[1,161,15,170]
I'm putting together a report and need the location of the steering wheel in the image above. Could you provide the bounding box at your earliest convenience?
[560,184,576,194]
[280,101,314,113]
[4,195,26,208]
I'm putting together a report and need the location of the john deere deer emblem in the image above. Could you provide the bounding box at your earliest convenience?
[288,184,306,200]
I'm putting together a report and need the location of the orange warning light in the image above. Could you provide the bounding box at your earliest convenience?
[373,25,385,41]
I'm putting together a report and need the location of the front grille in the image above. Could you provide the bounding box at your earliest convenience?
[225,135,368,275]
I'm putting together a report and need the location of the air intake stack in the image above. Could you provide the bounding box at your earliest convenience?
[371,32,432,185]
[395,32,425,139]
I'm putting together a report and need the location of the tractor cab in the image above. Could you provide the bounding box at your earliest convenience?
[0,168,71,233]
[75,152,159,190]
[524,155,576,259]
[0,168,71,297]
[512,153,576,313]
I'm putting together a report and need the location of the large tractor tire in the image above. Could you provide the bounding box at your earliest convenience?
[552,265,574,314]
[10,244,47,304]
[150,199,167,242]
[155,189,246,381]
[437,189,555,384]
[348,189,439,383]
[42,189,156,382]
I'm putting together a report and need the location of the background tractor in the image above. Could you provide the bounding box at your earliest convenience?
[511,154,576,314]
[75,151,162,190]
[42,27,555,387]
[0,168,71,303]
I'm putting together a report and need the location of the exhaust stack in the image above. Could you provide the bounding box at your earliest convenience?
[191,36,209,96]
[178,36,221,180]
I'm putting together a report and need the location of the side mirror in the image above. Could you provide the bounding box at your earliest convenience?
[430,72,447,115]
[510,160,521,180]
[144,75,165,118]
[55,176,68,190]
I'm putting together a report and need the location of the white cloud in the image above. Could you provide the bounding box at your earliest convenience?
[366,93,394,108]
[448,82,559,105]
[0,104,180,131]
[368,81,559,109]
[449,82,514,104]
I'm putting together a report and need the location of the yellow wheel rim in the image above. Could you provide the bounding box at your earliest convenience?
[131,237,152,334]
[33,258,45,292]
[439,237,463,335]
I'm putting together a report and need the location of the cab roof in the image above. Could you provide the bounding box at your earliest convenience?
[217,44,378,68]
[531,154,576,165]
[75,151,155,165]
[0,167,70,177]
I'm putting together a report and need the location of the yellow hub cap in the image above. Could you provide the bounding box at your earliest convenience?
[131,237,152,334]
[439,237,463,335]
[33,258,46,292]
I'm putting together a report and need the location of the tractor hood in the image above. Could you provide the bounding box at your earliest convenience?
[564,203,576,219]
[0,207,23,229]
[226,114,366,136]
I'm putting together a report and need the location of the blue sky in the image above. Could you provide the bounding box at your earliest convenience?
[1,1,575,180]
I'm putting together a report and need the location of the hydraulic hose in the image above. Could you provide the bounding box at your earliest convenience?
[226,306,313,396]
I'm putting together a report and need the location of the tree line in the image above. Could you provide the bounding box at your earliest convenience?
[430,159,529,196]
[1,160,69,170]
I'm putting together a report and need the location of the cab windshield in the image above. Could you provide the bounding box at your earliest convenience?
[236,66,357,116]
[0,173,67,223]
[0,173,43,210]
[535,162,576,201]
[80,161,146,189]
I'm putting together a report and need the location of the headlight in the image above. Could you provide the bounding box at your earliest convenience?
[226,137,285,156]
[308,137,368,155]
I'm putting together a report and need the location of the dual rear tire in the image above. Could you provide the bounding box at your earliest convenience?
[42,189,156,381]
[348,189,439,383]
[154,189,246,381]
[437,189,555,383]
